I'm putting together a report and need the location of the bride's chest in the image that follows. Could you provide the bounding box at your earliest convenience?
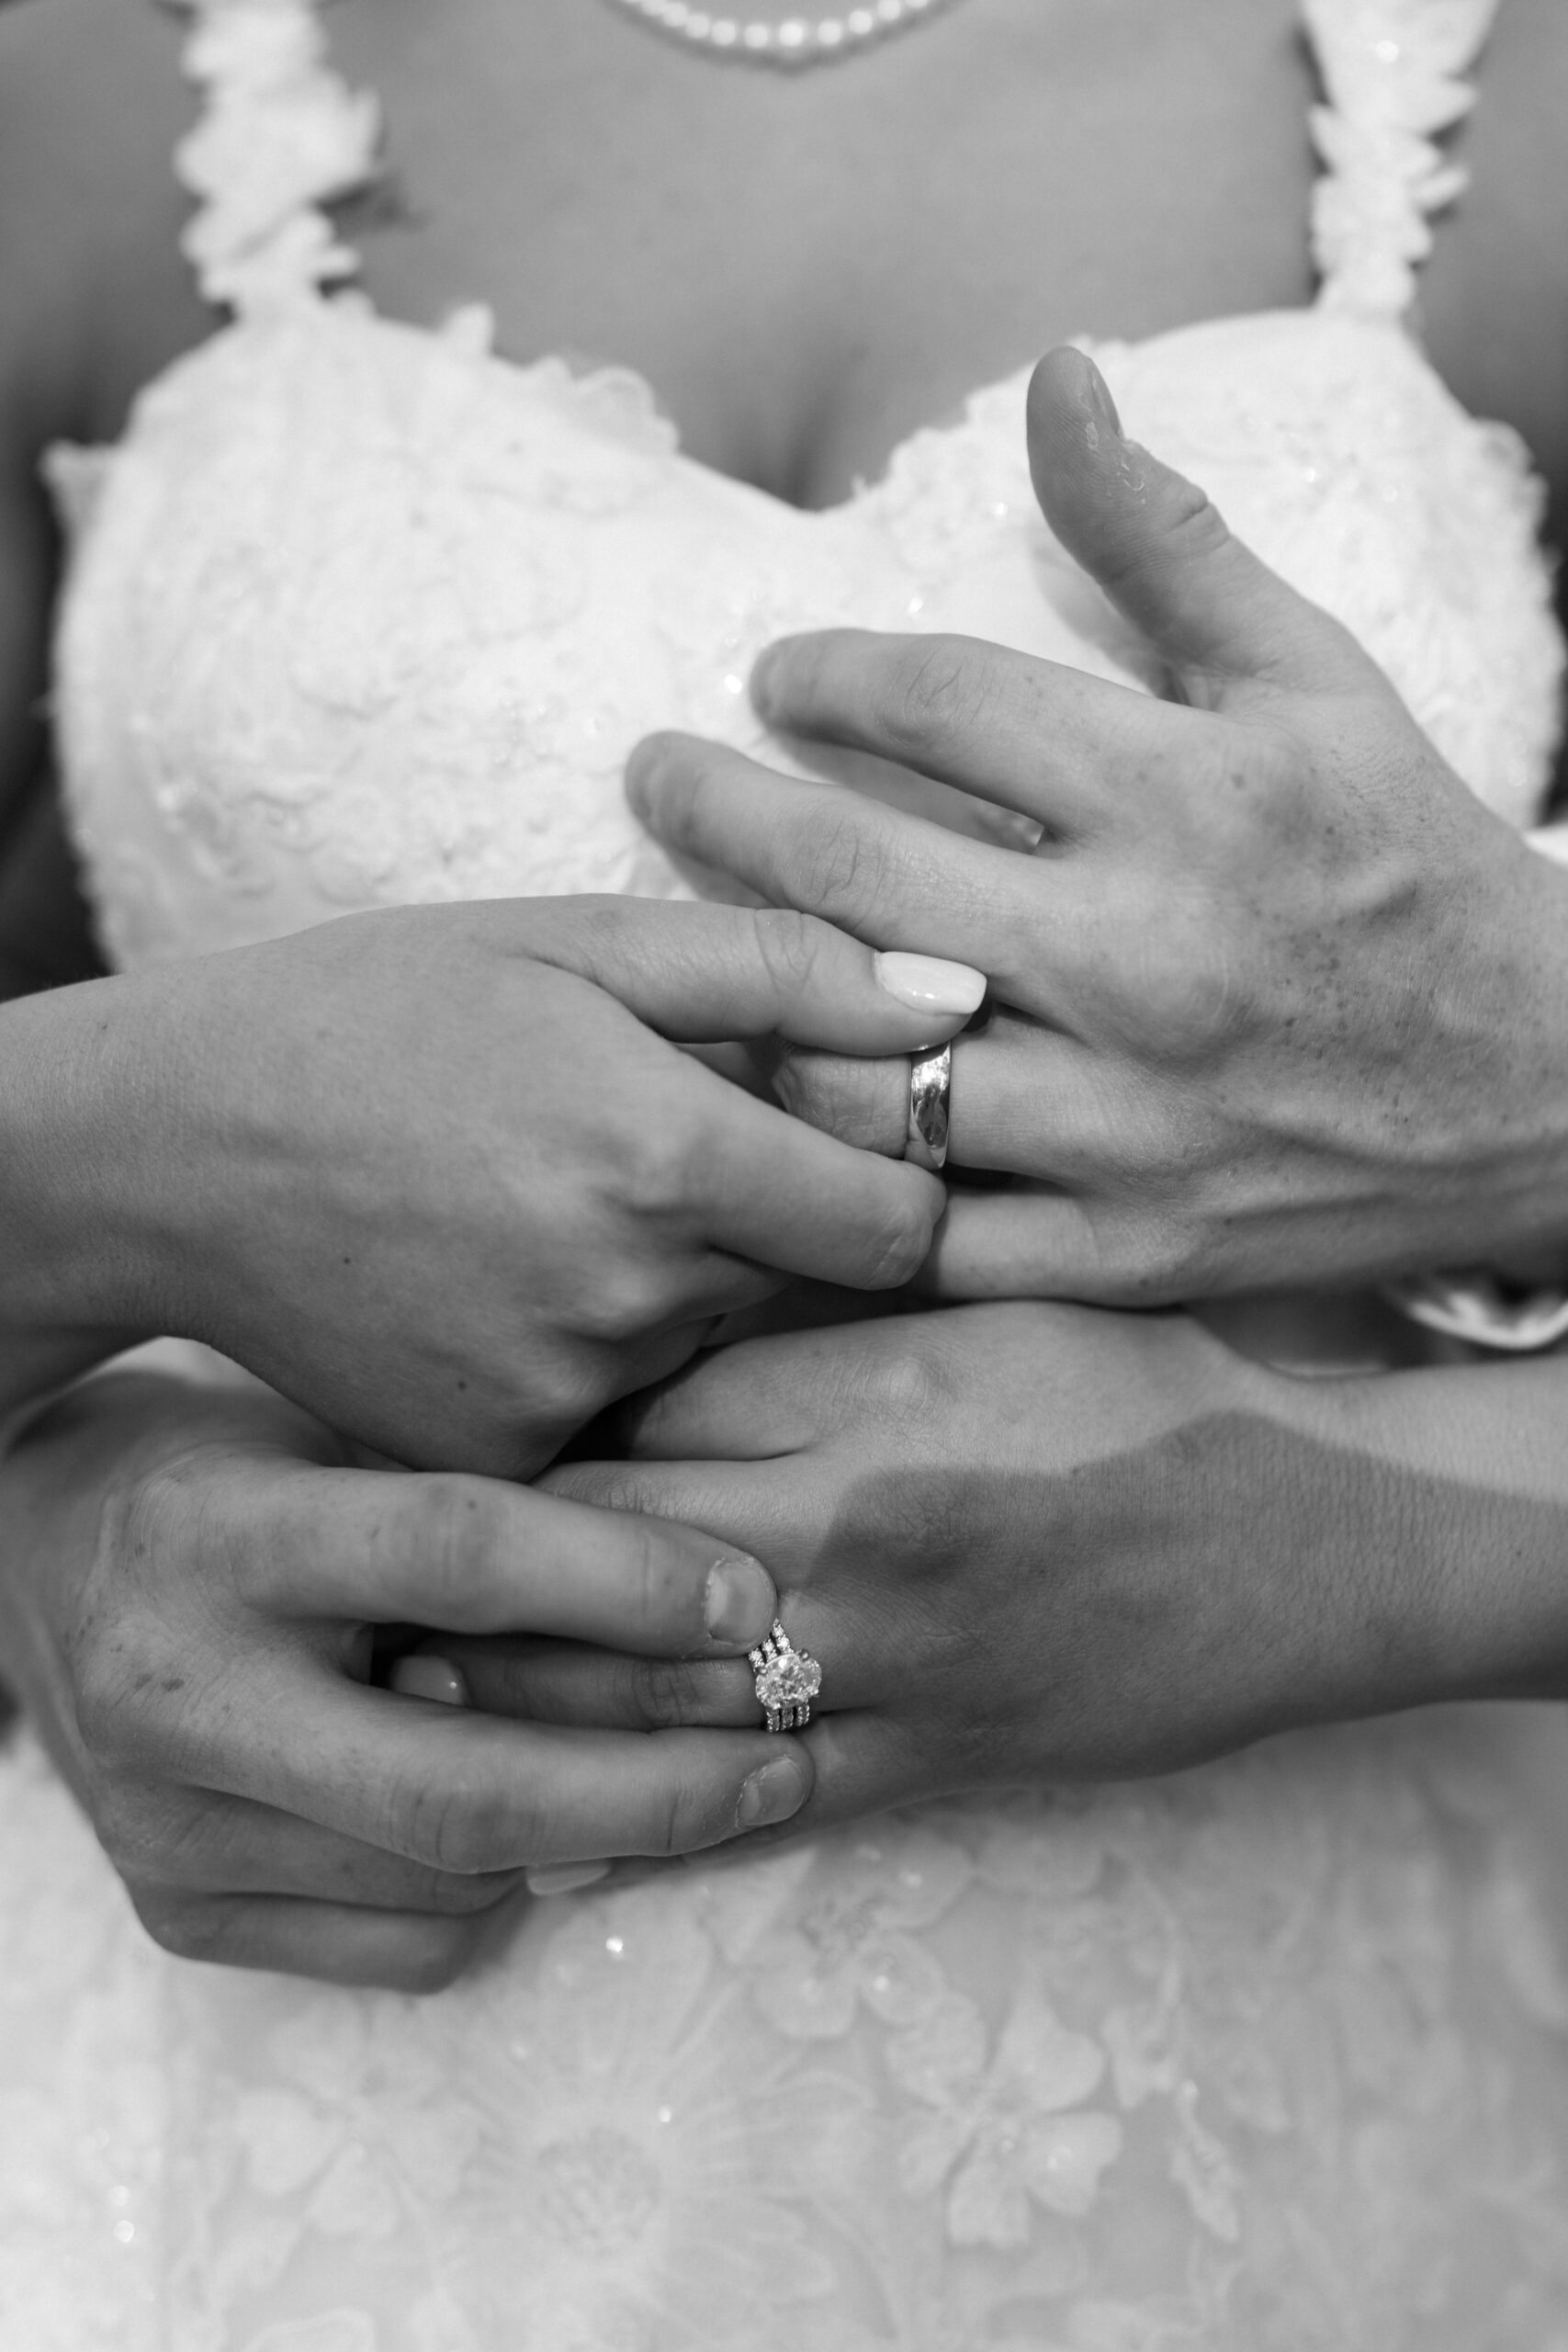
[51,299,1562,973]
[332,0,1314,506]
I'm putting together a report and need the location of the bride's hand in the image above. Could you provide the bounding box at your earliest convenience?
[432,1305,1462,1811]
[3,898,978,1472]
[625,349,1568,1305]
[423,1307,1568,1836]
[0,1368,810,1986]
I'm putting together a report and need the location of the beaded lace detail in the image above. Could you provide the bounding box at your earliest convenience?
[1305,0,1500,320]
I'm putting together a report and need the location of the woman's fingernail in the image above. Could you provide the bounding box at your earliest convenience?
[736,1758,807,1830]
[525,1860,613,1898]
[389,1656,469,1708]
[705,1555,775,1646]
[874,952,987,1019]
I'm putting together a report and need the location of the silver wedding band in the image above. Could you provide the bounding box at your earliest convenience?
[906,1043,952,1172]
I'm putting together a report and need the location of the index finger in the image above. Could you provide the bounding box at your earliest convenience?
[746,628,1203,830]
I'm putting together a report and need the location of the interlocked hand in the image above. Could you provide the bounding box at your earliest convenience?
[415,1303,1487,1823]
[626,350,1568,1305]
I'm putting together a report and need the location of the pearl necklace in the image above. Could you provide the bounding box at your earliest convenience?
[601,0,964,70]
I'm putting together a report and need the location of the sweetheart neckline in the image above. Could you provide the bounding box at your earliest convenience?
[229,287,1366,530]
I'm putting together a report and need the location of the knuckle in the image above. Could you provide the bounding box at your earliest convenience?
[646,1768,721,1858]
[853,1189,938,1290]
[626,1656,705,1729]
[773,1049,894,1150]
[749,907,829,1001]
[874,638,990,754]
[1081,1207,1213,1305]
[384,1926,482,1996]
[400,1475,514,1623]
[789,802,894,930]
[1137,928,1244,1053]
[571,1256,673,1347]
[93,1777,209,1886]
[548,1461,658,1520]
[857,1343,948,1427]
[535,1349,617,1441]
[1153,474,1233,576]
[131,1888,232,1966]
[623,1519,692,1635]
[399,1778,533,1876]
[612,1095,708,1226]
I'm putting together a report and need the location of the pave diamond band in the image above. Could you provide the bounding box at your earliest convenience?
[750,1619,823,1732]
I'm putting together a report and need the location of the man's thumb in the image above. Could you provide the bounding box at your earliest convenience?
[1026,347,1368,703]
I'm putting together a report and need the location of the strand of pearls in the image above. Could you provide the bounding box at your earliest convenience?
[600,0,963,69]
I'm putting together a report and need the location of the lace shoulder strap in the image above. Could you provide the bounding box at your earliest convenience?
[1303,0,1499,320]
[162,0,380,314]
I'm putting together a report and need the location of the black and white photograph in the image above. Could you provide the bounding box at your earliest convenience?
[1,0,1566,2342]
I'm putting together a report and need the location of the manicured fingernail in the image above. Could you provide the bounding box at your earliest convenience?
[525,1860,613,1898]
[874,952,987,1019]
[737,1758,807,1830]
[705,1555,775,1647]
[389,1656,468,1708]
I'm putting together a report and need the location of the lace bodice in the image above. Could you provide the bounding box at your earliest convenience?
[45,0,1565,969]
[12,3,1568,2346]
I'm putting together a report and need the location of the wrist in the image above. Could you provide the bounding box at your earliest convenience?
[1285,1359,1568,1713]
[1439,831,1568,1272]
[0,970,188,1335]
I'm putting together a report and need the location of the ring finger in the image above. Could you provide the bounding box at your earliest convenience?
[773,1015,1134,1181]
[416,1637,761,1731]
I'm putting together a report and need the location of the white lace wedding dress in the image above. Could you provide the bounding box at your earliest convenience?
[6,2,1568,2345]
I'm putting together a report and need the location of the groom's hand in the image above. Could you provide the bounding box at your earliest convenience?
[626,349,1568,1305]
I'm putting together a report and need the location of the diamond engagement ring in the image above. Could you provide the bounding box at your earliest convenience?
[906,1042,952,1172]
[750,1620,822,1733]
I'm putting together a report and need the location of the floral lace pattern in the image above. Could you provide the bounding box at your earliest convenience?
[17,0,1568,2343]
[47,296,1563,970]
[9,1712,1568,2347]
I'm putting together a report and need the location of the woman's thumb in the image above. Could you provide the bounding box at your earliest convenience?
[1026,348,1366,703]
